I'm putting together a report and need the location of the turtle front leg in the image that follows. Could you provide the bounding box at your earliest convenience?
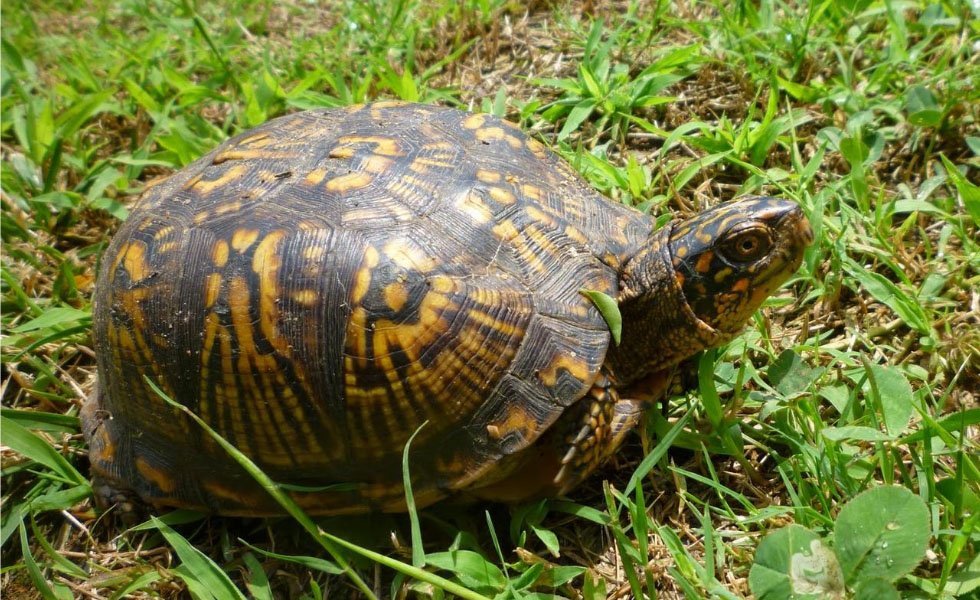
[468,371,669,503]
[552,373,646,494]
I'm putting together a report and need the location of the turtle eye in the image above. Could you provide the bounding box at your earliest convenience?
[720,228,772,263]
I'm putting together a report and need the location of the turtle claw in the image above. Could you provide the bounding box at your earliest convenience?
[92,476,147,527]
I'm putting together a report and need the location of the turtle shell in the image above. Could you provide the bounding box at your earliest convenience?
[86,102,654,515]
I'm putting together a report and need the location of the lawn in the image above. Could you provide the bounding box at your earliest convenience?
[1,0,977,598]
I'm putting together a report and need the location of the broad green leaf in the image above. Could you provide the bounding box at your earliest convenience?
[749,525,844,600]
[768,349,824,397]
[426,550,507,592]
[904,85,941,128]
[580,289,621,345]
[834,486,930,584]
[531,524,560,558]
[864,364,913,435]
[853,578,900,600]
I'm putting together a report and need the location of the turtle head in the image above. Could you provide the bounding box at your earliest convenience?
[607,197,811,385]
[668,197,813,335]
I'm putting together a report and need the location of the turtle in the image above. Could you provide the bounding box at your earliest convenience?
[82,101,812,517]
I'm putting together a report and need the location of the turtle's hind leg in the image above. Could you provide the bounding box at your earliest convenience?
[81,383,147,526]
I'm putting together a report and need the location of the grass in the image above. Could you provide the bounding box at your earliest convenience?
[1,0,977,597]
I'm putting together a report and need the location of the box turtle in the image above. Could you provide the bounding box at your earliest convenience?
[83,101,812,517]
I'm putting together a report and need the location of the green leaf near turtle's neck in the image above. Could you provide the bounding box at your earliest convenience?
[580,289,622,346]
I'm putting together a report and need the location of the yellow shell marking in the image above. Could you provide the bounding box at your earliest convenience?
[326,172,373,193]
[474,127,523,149]
[457,190,494,224]
[351,246,380,304]
[213,149,295,163]
[136,456,176,493]
[303,167,327,185]
[362,154,393,173]
[252,230,288,355]
[521,184,543,201]
[204,273,222,308]
[328,146,356,159]
[489,187,516,205]
[383,282,409,313]
[537,354,591,387]
[153,226,175,241]
[237,131,275,148]
[212,240,230,268]
[462,113,487,129]
[525,138,548,159]
[410,156,455,171]
[155,241,178,254]
[382,240,437,273]
[292,289,318,306]
[119,241,151,284]
[231,229,260,253]
[476,169,502,183]
[191,164,248,194]
[336,135,404,157]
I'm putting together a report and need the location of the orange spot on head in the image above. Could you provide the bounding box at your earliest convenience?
[695,251,714,274]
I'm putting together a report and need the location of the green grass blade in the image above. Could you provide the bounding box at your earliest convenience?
[152,516,247,600]
[145,376,489,600]
[1,417,88,487]
[403,421,428,567]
